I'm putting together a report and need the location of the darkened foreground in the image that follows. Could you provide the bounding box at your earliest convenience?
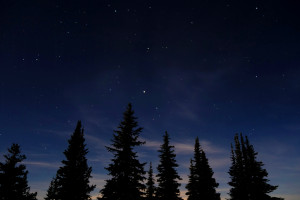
[0,104,283,200]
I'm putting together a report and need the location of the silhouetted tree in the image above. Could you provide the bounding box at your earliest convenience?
[228,134,283,200]
[47,121,95,200]
[186,137,220,200]
[99,103,146,200]
[156,131,182,200]
[44,175,59,200]
[0,143,37,200]
[146,162,156,200]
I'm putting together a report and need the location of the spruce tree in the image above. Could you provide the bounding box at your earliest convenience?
[44,175,59,200]
[46,121,95,200]
[99,103,146,200]
[228,134,283,200]
[156,131,182,200]
[146,162,156,200]
[186,159,196,200]
[228,135,247,200]
[186,137,220,200]
[0,143,37,200]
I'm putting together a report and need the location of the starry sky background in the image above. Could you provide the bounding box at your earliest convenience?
[1,1,300,200]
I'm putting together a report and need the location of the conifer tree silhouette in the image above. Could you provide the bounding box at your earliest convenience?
[0,143,37,200]
[45,121,95,200]
[186,137,220,200]
[99,103,146,200]
[228,134,283,200]
[156,131,182,200]
[146,162,156,200]
[44,175,59,200]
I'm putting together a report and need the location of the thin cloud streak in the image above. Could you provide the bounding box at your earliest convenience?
[143,138,225,155]
[24,161,61,169]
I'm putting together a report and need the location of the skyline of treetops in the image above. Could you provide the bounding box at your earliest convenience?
[0,104,283,200]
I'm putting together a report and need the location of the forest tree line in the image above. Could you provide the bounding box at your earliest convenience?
[0,104,283,200]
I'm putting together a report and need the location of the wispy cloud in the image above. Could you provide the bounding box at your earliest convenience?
[207,157,230,169]
[24,161,61,169]
[277,194,300,200]
[37,129,71,137]
[143,138,225,155]
[160,68,228,123]
[85,134,108,148]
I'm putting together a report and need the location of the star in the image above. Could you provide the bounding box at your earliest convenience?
[142,90,146,94]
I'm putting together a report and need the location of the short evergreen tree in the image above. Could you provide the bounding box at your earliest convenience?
[99,103,146,200]
[156,131,182,200]
[46,121,95,200]
[44,175,59,200]
[186,137,220,200]
[146,162,156,200]
[228,134,283,200]
[0,143,37,200]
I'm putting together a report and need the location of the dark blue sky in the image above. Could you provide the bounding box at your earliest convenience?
[1,1,300,199]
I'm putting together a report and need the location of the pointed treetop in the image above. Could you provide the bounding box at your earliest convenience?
[163,131,170,144]
[0,143,37,200]
[156,131,182,200]
[146,162,156,200]
[186,137,220,200]
[4,143,26,162]
[100,103,146,200]
[75,120,82,130]
[47,121,95,200]
[228,133,282,200]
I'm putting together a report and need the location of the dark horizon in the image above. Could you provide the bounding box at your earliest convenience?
[0,115,286,200]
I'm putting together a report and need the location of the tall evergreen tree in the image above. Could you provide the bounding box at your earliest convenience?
[146,162,156,200]
[186,159,196,200]
[228,135,248,200]
[45,121,95,200]
[228,134,283,200]
[0,143,37,200]
[99,103,146,200]
[186,137,220,200]
[156,131,182,200]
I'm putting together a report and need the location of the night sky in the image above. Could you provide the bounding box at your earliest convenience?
[1,1,300,199]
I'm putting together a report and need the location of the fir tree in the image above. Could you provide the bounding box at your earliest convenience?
[47,121,95,200]
[146,162,156,200]
[99,103,146,200]
[0,143,37,200]
[44,175,59,200]
[228,135,248,200]
[186,159,196,200]
[186,137,220,200]
[156,131,182,200]
[228,134,283,200]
